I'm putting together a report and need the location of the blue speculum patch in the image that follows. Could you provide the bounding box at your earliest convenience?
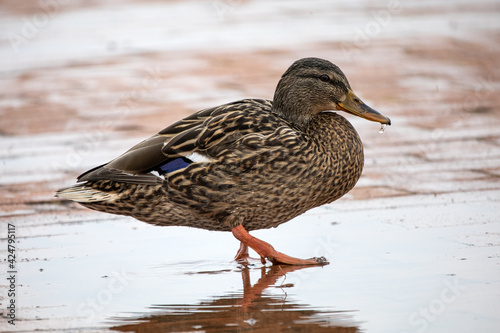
[157,157,192,174]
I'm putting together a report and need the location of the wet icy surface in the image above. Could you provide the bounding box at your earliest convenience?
[1,0,500,332]
[5,193,500,332]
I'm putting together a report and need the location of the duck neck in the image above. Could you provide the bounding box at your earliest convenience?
[272,79,315,129]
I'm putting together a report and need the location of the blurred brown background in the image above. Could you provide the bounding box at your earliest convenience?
[1,1,499,332]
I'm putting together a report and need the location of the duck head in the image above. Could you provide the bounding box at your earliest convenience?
[273,57,391,129]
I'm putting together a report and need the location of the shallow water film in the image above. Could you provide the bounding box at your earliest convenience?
[1,0,500,332]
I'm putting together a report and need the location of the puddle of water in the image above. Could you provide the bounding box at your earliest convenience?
[108,265,359,332]
[3,192,499,332]
[1,1,499,332]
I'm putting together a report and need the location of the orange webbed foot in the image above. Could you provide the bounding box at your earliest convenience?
[231,225,329,266]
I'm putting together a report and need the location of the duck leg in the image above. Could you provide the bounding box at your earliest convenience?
[231,225,328,266]
[234,241,250,262]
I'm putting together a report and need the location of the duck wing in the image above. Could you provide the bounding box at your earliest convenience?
[76,99,280,185]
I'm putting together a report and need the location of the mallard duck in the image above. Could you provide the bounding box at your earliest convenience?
[57,57,390,265]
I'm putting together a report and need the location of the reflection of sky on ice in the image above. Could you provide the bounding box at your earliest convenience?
[1,0,500,332]
[13,191,500,331]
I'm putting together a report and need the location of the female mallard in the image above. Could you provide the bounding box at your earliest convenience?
[57,57,390,265]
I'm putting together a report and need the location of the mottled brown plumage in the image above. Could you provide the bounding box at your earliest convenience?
[57,57,390,265]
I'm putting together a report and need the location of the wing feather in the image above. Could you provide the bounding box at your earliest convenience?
[77,99,278,185]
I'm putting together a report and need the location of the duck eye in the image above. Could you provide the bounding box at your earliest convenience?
[319,74,330,82]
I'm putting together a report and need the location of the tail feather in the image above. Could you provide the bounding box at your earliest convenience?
[56,183,117,203]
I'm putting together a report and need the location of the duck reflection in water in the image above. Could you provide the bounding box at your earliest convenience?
[111,265,359,332]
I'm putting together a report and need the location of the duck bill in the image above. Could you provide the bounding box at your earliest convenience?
[337,89,391,125]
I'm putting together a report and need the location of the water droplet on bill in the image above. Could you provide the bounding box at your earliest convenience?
[379,123,387,134]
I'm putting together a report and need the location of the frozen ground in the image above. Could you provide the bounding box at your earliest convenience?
[1,0,500,332]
